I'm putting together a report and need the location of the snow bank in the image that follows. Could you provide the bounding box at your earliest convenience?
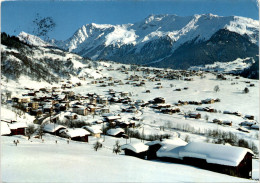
[43,123,66,133]
[1,122,11,135]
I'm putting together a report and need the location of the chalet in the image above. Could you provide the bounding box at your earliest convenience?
[216,74,227,80]
[121,92,128,97]
[30,109,43,116]
[90,98,97,105]
[201,98,215,104]
[153,97,165,104]
[161,108,180,114]
[106,128,128,138]
[250,124,259,130]
[59,128,90,142]
[222,120,232,126]
[101,108,110,114]
[88,105,96,113]
[121,142,149,159]
[213,119,222,124]
[157,142,254,178]
[8,122,28,135]
[240,121,255,127]
[72,105,89,116]
[64,113,78,120]
[82,126,102,138]
[105,115,121,123]
[237,127,250,133]
[188,113,201,119]
[43,123,66,135]
[28,102,39,109]
[43,104,53,113]
[245,115,254,120]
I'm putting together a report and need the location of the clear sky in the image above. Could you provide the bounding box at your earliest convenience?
[1,0,259,40]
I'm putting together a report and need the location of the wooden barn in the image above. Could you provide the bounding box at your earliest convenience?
[121,142,149,159]
[59,128,90,142]
[146,140,163,160]
[82,126,102,138]
[157,142,254,179]
[106,128,128,138]
[43,123,67,136]
[8,122,28,135]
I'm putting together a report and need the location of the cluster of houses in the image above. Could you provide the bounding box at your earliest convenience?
[121,138,254,179]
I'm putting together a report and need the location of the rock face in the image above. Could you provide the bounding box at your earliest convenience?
[18,14,259,70]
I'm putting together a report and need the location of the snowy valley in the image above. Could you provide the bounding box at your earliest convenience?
[1,31,259,182]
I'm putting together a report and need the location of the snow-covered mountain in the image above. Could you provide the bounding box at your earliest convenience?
[1,33,98,83]
[48,14,259,69]
[18,31,51,47]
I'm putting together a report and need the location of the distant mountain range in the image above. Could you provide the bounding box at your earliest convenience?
[18,14,259,70]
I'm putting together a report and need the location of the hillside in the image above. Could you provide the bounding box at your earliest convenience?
[1,33,97,83]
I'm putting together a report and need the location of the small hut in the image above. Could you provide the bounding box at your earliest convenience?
[121,142,148,159]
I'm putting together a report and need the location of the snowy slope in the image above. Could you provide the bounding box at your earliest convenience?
[1,135,257,182]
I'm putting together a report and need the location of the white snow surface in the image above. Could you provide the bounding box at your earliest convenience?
[121,142,149,153]
[1,122,11,135]
[1,135,256,182]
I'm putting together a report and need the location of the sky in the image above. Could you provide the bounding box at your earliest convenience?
[1,0,259,40]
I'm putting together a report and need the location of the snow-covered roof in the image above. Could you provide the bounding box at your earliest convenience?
[1,122,11,135]
[106,116,121,120]
[107,128,124,136]
[156,138,188,158]
[8,122,28,130]
[82,126,102,134]
[121,142,148,153]
[43,123,66,133]
[60,128,90,138]
[179,142,254,167]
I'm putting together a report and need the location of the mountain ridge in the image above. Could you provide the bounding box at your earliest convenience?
[17,14,259,69]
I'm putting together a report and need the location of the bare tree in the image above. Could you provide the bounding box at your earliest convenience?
[26,125,36,140]
[37,124,44,139]
[113,140,121,154]
[93,141,102,151]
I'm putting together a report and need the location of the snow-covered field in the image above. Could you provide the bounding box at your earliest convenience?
[1,135,258,182]
[1,60,259,182]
